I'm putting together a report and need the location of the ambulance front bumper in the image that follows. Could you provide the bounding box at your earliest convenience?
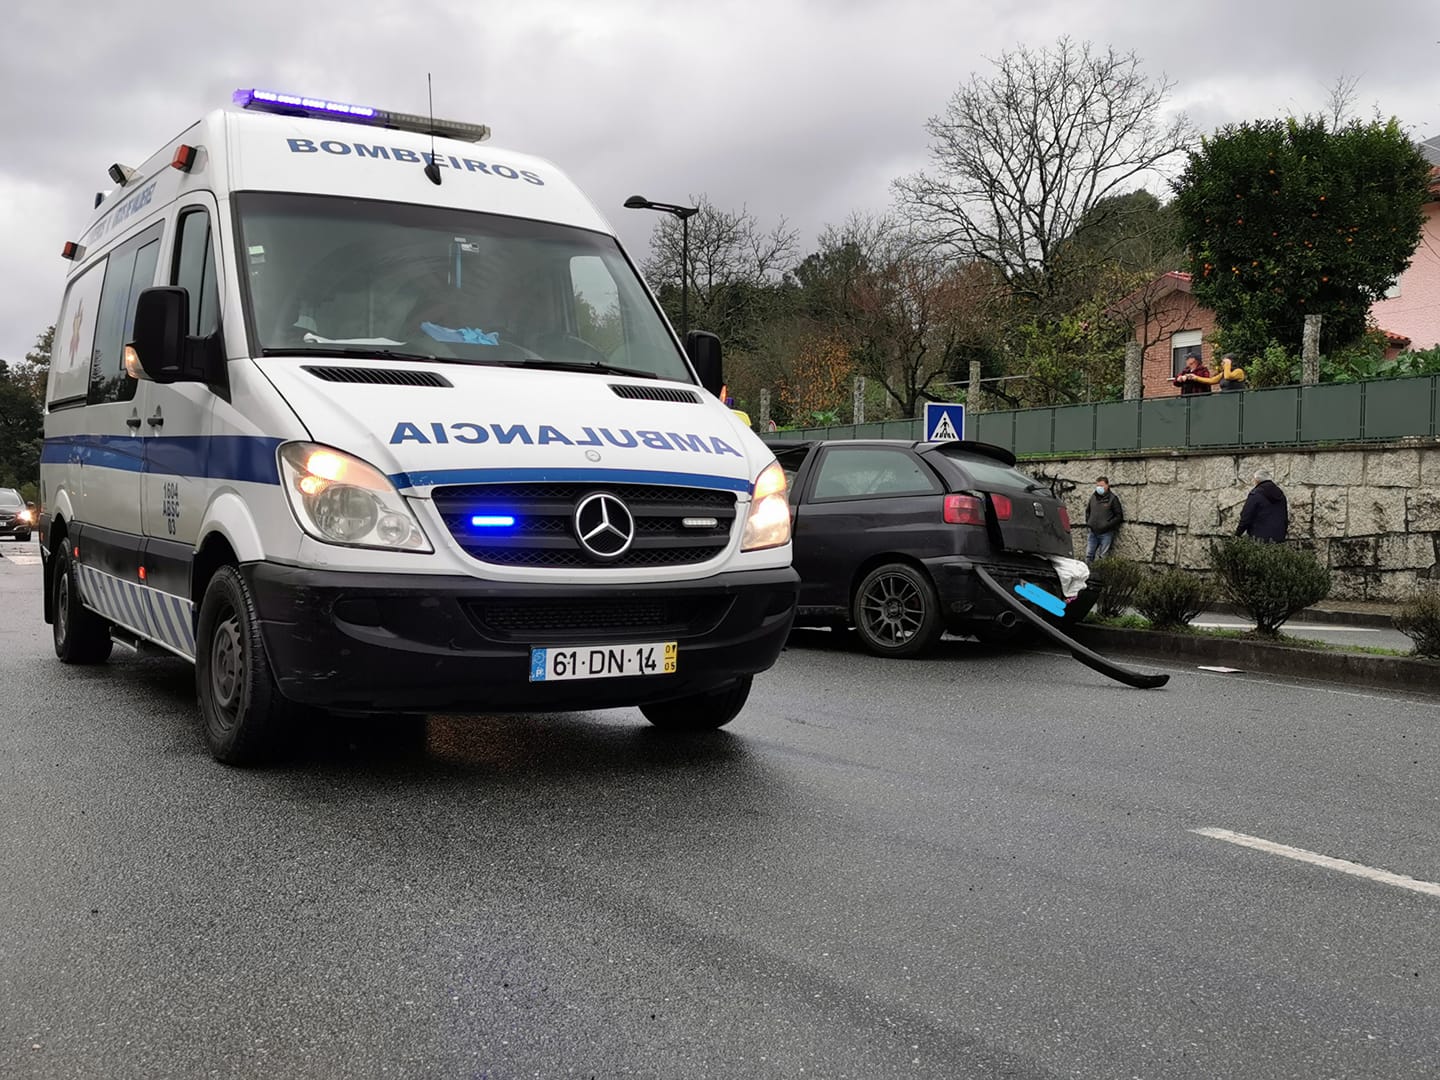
[243,563,798,712]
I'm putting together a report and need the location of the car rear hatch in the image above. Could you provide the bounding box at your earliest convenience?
[923,443,1072,557]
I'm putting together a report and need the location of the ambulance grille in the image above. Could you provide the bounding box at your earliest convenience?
[464,596,733,642]
[303,366,453,387]
[432,482,737,569]
[609,384,702,404]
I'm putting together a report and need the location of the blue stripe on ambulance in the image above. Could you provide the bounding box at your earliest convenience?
[41,435,284,484]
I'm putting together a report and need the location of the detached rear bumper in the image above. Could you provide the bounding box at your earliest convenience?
[925,555,1097,629]
[244,563,798,712]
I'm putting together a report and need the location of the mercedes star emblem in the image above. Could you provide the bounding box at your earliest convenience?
[574,492,635,559]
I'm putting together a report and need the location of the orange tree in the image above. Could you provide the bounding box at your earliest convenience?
[1173,116,1431,357]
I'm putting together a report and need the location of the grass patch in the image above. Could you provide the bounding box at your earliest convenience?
[1085,613,1152,630]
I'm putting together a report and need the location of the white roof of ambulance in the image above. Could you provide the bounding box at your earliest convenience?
[77,105,615,250]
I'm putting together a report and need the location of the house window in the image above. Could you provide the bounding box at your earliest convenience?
[1383,280,1401,300]
[1171,330,1203,377]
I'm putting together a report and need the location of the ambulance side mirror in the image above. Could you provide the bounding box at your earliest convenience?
[130,287,190,383]
[129,287,227,395]
[685,330,723,399]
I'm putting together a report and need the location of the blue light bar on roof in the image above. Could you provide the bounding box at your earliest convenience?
[232,88,491,143]
[239,89,377,118]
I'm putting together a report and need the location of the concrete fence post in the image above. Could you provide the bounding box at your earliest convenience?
[853,376,865,424]
[968,360,984,414]
[1124,340,1143,400]
[1302,314,1322,385]
[758,388,771,431]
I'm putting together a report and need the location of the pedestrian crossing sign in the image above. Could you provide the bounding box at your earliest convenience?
[923,403,965,442]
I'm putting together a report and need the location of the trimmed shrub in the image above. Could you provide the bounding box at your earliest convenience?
[1210,537,1331,637]
[1134,569,1212,631]
[1092,556,1145,618]
[1396,586,1440,659]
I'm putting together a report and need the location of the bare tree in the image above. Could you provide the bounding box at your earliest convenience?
[894,37,1193,317]
[1322,73,1361,130]
[641,195,799,349]
[812,216,1006,418]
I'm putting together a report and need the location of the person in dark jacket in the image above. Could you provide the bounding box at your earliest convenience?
[1085,475,1124,562]
[1172,352,1213,395]
[1236,469,1288,542]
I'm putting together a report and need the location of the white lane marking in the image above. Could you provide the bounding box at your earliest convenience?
[1190,621,1381,633]
[1192,827,1440,899]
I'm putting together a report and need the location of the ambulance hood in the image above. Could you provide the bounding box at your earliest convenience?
[251,358,763,497]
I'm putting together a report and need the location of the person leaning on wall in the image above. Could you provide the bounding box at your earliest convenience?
[1236,468,1288,542]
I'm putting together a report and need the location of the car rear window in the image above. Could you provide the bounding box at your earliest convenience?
[943,456,1044,493]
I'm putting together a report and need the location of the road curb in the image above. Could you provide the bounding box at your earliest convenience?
[1071,624,1440,695]
[1204,601,1398,629]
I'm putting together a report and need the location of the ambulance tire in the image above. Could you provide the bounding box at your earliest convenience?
[52,546,113,665]
[640,676,752,732]
[196,565,290,766]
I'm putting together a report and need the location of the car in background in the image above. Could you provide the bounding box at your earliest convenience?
[772,439,1098,657]
[0,488,34,542]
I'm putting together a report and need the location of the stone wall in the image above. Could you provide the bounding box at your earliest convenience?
[1025,441,1440,602]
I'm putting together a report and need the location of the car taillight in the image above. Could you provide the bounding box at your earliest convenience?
[1058,505,1070,530]
[943,494,985,525]
[990,493,1012,520]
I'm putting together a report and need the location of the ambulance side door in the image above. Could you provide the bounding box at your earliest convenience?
[141,198,224,609]
[79,221,165,591]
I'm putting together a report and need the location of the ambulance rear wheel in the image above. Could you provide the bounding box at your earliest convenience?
[640,676,752,732]
[196,566,289,766]
[52,547,113,665]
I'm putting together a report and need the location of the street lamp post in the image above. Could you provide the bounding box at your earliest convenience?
[624,195,699,336]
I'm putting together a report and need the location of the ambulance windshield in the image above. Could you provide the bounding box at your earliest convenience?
[234,193,692,382]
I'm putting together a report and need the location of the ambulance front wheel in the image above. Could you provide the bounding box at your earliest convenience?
[196,565,289,766]
[51,546,113,665]
[640,676,753,732]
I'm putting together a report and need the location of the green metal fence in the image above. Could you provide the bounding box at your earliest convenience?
[762,375,1440,456]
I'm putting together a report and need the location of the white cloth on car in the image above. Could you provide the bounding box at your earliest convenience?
[1048,555,1090,600]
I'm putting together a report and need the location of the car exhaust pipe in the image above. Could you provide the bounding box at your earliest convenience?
[995,610,1018,629]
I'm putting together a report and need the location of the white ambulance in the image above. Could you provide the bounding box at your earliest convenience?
[41,89,797,764]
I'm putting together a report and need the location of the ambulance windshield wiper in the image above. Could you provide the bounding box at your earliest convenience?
[267,346,442,363]
[512,358,661,380]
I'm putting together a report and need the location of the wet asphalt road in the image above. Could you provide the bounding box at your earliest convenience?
[2,540,1439,1079]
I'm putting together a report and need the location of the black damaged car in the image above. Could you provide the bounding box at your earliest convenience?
[773,439,1099,656]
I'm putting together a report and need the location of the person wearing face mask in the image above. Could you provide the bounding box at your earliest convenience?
[1084,475,1124,562]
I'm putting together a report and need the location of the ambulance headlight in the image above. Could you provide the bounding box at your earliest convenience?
[741,461,791,552]
[278,443,432,552]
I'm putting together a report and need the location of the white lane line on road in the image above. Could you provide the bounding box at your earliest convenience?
[1191,827,1440,899]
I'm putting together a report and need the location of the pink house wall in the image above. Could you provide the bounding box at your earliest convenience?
[1370,200,1440,350]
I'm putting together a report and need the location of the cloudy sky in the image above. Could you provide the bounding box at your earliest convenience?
[3,0,1437,363]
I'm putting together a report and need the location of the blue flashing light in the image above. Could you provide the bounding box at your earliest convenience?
[234,88,377,119]
[471,515,517,528]
[232,88,491,142]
